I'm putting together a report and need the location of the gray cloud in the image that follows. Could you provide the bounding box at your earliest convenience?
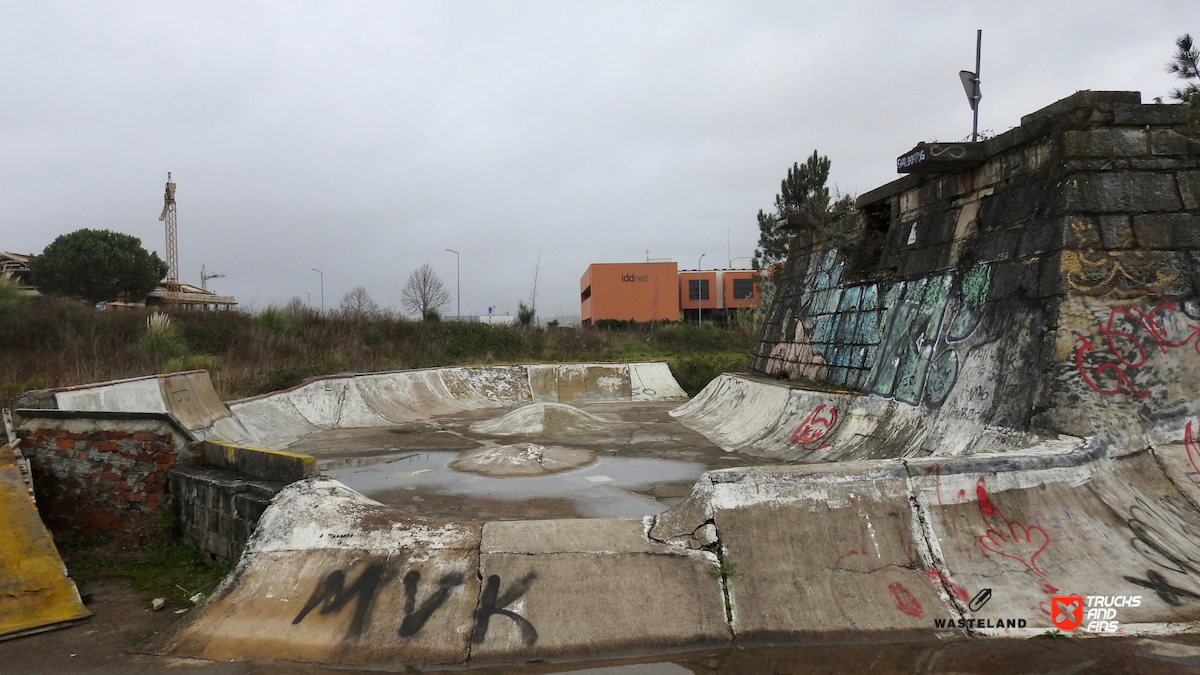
[1,1,1189,318]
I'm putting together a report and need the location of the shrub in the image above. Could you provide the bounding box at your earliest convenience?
[138,313,187,363]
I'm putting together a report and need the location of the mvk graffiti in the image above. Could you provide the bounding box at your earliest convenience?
[293,563,538,645]
[1074,297,1200,398]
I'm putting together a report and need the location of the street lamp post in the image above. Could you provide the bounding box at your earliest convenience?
[300,291,310,308]
[697,253,706,326]
[311,268,324,314]
[445,249,460,320]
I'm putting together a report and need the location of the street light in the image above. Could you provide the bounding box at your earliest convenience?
[445,249,460,320]
[697,253,706,326]
[311,268,324,314]
[300,291,310,308]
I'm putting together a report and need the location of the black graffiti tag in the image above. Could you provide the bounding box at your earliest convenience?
[293,564,390,640]
[471,572,538,647]
[398,569,465,638]
[1125,570,1200,607]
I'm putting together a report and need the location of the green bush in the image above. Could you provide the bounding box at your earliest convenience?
[137,313,187,363]
[254,305,295,333]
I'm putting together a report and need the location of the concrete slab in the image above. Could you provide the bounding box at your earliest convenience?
[355,369,468,422]
[482,517,668,555]
[470,550,729,661]
[712,465,950,640]
[159,479,482,667]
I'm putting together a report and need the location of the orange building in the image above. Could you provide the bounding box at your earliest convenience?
[581,262,760,326]
[581,262,678,327]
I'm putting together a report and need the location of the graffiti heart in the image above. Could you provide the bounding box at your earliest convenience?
[975,478,1050,577]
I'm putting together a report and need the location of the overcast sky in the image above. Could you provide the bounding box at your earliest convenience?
[1,2,1191,319]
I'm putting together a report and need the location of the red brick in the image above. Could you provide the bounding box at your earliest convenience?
[131,432,155,441]
[64,432,90,440]
[19,438,36,448]
[31,429,46,438]
[143,482,165,493]
[160,452,178,462]
[98,441,119,452]
[97,472,121,483]
[55,439,75,450]
[135,452,156,463]
[118,491,144,503]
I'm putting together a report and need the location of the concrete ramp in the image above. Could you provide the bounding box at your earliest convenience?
[672,374,1040,461]
[162,425,1200,666]
[158,479,727,668]
[226,362,687,449]
[41,371,257,447]
[0,443,90,639]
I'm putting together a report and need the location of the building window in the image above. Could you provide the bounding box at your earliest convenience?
[732,278,754,300]
[581,286,591,301]
[688,279,709,301]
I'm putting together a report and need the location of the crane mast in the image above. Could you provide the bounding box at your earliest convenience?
[158,172,179,290]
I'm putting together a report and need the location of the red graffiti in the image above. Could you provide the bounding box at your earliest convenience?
[790,404,838,451]
[975,478,1050,577]
[1075,298,1200,398]
[926,568,970,602]
[889,582,923,617]
[1186,421,1200,478]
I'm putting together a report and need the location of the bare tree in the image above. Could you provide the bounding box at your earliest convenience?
[521,254,541,326]
[401,263,451,320]
[285,296,309,315]
[340,285,379,317]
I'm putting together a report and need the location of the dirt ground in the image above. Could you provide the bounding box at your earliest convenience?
[6,577,1200,675]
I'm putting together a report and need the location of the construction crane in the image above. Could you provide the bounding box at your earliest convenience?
[158,172,179,290]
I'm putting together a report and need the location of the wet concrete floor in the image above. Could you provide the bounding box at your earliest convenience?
[286,401,776,521]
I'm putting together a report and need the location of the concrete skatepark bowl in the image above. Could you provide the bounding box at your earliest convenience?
[9,92,1200,672]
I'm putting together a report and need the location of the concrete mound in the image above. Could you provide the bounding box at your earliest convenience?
[468,402,616,436]
[450,443,595,476]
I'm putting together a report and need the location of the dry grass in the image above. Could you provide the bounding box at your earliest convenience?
[0,297,758,409]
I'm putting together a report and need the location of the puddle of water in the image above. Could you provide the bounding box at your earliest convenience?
[321,450,705,518]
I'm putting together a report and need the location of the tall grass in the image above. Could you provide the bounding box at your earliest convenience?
[0,298,757,410]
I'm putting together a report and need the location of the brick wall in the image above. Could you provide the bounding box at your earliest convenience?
[17,419,197,535]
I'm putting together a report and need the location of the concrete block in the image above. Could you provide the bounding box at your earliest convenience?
[483,517,668,555]
[1112,102,1190,126]
[1098,214,1135,249]
[1178,170,1200,210]
[1063,129,1148,157]
[199,440,317,483]
[1062,172,1182,212]
[1131,213,1200,249]
[1151,128,1200,156]
[471,550,729,660]
[716,474,946,640]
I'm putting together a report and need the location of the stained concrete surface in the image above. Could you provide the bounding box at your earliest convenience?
[288,402,776,521]
[6,580,1200,675]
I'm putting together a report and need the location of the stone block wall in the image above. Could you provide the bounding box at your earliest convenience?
[16,416,198,535]
[752,91,1200,448]
[169,440,319,565]
[169,467,283,565]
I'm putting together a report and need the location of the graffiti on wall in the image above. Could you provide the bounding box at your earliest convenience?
[292,563,538,645]
[975,478,1050,577]
[764,248,995,410]
[1074,297,1200,398]
[789,404,839,451]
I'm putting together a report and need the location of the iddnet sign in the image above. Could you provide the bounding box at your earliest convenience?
[620,274,649,282]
